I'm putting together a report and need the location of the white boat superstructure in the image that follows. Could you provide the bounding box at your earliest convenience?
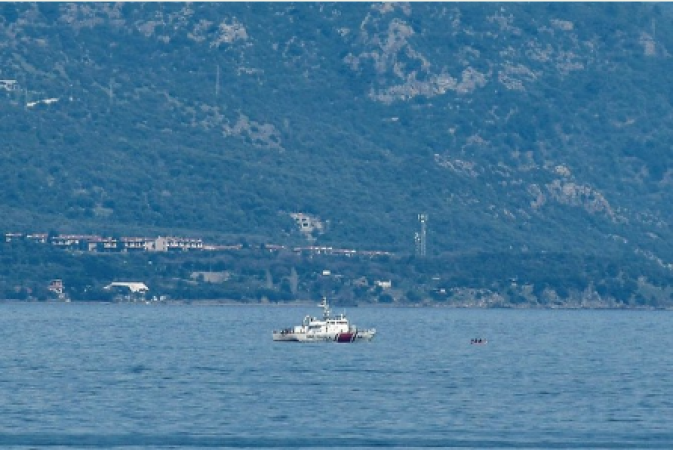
[272,298,376,343]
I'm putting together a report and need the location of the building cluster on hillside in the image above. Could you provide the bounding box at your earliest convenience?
[3,233,394,257]
[280,245,392,257]
[5,233,204,253]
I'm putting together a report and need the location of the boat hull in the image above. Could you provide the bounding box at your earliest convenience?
[272,329,376,343]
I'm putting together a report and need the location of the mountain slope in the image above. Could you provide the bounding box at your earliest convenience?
[1,2,673,270]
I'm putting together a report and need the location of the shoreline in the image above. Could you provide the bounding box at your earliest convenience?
[0,298,671,311]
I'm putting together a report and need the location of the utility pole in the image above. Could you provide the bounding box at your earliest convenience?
[109,78,114,110]
[215,64,220,98]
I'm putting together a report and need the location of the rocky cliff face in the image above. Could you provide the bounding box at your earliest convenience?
[0,3,672,272]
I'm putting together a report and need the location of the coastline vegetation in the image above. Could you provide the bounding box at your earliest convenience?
[1,238,670,309]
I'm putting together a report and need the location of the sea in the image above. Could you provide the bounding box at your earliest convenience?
[0,303,671,449]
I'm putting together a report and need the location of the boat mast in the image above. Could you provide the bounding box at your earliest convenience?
[320,297,331,320]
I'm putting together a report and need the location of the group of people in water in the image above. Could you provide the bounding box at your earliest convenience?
[470,338,487,344]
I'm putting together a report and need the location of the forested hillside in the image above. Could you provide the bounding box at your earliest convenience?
[2,3,673,305]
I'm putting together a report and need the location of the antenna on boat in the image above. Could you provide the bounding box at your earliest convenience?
[320,296,331,320]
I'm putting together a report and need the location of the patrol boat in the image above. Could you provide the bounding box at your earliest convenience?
[272,297,376,343]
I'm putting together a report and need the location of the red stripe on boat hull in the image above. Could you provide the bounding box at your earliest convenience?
[336,333,355,343]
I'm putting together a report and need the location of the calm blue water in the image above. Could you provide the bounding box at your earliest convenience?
[0,303,672,449]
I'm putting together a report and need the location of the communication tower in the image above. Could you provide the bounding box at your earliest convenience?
[416,213,428,257]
